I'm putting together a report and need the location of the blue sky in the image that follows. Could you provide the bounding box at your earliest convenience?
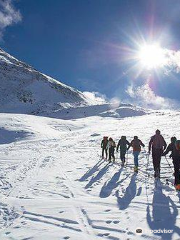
[1,0,180,108]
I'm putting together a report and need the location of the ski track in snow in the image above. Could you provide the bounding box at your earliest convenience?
[0,112,180,239]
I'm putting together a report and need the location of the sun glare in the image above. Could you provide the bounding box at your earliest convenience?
[137,44,166,69]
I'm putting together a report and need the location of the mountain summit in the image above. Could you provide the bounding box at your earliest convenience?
[0,48,88,114]
[0,48,146,119]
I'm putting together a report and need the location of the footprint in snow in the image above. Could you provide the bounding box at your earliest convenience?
[98,233,110,237]
[113,220,120,224]
[106,220,112,224]
[104,209,111,212]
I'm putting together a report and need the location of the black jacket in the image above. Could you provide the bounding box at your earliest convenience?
[117,139,130,152]
[163,143,180,159]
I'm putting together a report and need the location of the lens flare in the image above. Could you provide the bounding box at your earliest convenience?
[137,44,167,69]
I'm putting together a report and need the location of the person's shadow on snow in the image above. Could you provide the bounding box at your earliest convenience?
[99,168,124,198]
[115,174,137,210]
[85,162,112,189]
[79,159,104,182]
[147,186,180,239]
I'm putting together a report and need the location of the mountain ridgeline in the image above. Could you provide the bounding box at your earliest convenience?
[0,48,146,119]
[0,48,88,114]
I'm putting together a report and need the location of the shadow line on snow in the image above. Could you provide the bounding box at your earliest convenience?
[24,216,81,232]
[99,168,123,198]
[115,174,137,210]
[23,211,78,225]
[85,163,112,189]
[79,159,104,182]
[146,186,180,239]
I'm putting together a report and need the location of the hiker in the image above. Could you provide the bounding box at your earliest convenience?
[128,136,145,172]
[162,137,180,190]
[101,136,108,159]
[116,136,130,166]
[107,137,116,162]
[149,129,167,178]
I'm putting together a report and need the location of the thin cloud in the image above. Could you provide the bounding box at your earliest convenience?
[126,83,179,109]
[148,47,180,74]
[0,0,21,39]
[165,49,180,73]
[83,91,107,104]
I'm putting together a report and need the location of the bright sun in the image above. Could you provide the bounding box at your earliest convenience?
[137,44,166,69]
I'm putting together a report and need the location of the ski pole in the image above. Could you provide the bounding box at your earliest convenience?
[125,150,128,167]
[164,156,174,185]
[146,152,150,177]
[164,156,173,173]
[147,153,150,164]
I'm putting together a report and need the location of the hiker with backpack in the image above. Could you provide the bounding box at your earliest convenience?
[149,129,167,178]
[101,136,108,159]
[127,136,145,172]
[162,137,180,190]
[107,137,116,162]
[116,136,130,166]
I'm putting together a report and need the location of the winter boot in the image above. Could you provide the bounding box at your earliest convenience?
[154,169,160,179]
[121,159,125,167]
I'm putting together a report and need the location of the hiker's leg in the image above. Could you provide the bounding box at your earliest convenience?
[133,151,139,167]
[102,148,104,158]
[105,149,108,159]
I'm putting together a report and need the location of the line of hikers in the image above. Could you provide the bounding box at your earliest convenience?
[101,129,180,190]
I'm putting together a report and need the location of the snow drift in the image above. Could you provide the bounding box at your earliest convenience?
[0,111,180,240]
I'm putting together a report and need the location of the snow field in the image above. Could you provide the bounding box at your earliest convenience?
[0,112,180,239]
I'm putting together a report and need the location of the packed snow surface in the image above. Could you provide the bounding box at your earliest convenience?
[0,110,180,240]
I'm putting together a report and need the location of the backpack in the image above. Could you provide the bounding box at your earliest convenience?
[132,139,141,151]
[112,140,116,148]
[120,138,128,151]
[102,137,108,148]
[175,140,180,151]
[152,135,165,149]
[108,140,116,148]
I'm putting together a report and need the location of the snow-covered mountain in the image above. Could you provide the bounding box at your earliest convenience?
[49,103,147,119]
[0,48,147,119]
[0,48,89,114]
[1,49,180,240]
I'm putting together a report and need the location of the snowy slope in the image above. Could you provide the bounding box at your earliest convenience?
[0,110,180,240]
[47,103,147,119]
[0,48,147,119]
[0,48,89,114]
